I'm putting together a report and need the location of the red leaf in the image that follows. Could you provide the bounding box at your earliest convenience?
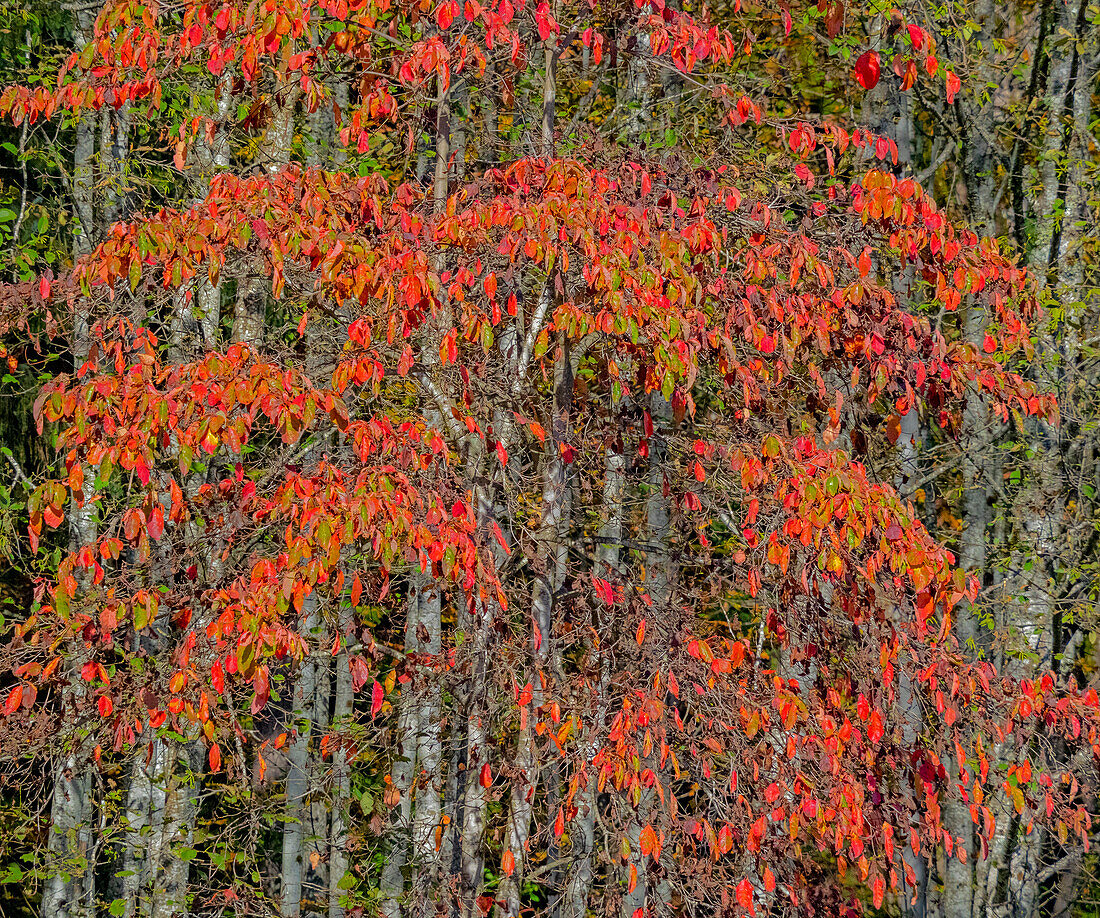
[350,655,370,692]
[209,742,222,772]
[867,710,885,743]
[371,680,384,717]
[593,577,614,605]
[946,70,961,103]
[480,762,492,787]
[736,878,754,911]
[4,685,22,716]
[854,50,881,90]
[437,0,455,29]
[98,695,113,717]
[636,619,646,645]
[534,1,558,40]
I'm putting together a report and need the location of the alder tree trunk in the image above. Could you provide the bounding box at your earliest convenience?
[43,13,99,914]
[329,606,354,918]
[282,596,322,917]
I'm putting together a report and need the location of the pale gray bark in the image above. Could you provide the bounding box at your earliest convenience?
[328,605,354,918]
[233,84,300,345]
[43,748,96,918]
[564,422,624,918]
[380,607,419,918]
[149,744,201,918]
[306,642,333,909]
[498,358,569,918]
[43,15,99,913]
[411,573,444,917]
[541,28,557,157]
[120,739,201,918]
[281,596,322,917]
[171,74,232,357]
[622,393,673,918]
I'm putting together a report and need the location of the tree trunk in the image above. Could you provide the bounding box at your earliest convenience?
[282,596,322,917]
[328,604,354,918]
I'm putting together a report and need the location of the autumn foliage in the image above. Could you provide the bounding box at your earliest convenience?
[0,0,1096,917]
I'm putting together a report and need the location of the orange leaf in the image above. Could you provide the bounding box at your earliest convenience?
[501,849,515,876]
[209,742,222,772]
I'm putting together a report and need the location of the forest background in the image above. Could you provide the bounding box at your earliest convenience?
[0,0,1099,917]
